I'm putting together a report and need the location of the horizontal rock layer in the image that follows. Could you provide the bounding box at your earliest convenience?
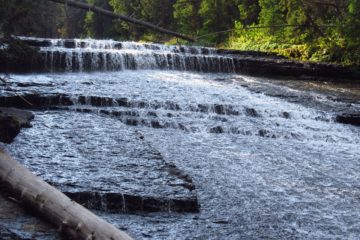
[64,191,199,213]
[0,38,359,80]
[4,109,199,214]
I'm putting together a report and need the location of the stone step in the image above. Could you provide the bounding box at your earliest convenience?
[7,111,200,214]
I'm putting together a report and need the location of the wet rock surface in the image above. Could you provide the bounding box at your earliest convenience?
[0,37,44,72]
[6,111,199,214]
[244,107,260,117]
[216,48,287,59]
[0,108,34,143]
[2,70,360,239]
[2,70,359,138]
[0,94,73,109]
[0,115,20,144]
[336,113,360,126]
[0,194,60,240]
[230,76,360,115]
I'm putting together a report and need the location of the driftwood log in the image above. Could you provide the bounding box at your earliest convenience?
[0,149,132,240]
[48,0,195,42]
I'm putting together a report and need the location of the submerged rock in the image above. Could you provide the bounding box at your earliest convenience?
[282,112,291,119]
[8,111,200,214]
[245,107,260,117]
[209,126,224,134]
[258,129,270,137]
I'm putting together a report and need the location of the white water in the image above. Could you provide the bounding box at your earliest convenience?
[20,37,236,72]
[2,38,360,239]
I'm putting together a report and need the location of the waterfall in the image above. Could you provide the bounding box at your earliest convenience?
[19,37,237,73]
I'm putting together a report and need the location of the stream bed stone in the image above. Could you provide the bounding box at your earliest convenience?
[5,111,199,214]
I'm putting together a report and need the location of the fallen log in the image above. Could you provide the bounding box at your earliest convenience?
[0,149,132,240]
[47,0,195,42]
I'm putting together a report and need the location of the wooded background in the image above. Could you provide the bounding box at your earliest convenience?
[1,0,359,64]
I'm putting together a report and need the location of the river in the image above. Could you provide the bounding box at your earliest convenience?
[1,38,360,239]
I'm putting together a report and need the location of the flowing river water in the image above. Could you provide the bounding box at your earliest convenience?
[1,38,360,239]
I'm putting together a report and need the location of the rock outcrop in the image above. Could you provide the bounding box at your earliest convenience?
[0,108,34,143]
[0,37,44,72]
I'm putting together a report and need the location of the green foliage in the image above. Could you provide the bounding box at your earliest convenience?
[0,0,61,37]
[84,0,117,38]
[227,0,360,65]
[198,0,241,43]
[342,0,360,64]
[109,0,157,40]
[238,0,260,26]
[58,4,86,38]
[173,0,202,35]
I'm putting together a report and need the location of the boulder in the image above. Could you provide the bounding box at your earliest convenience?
[0,108,34,143]
[0,116,20,144]
[245,107,260,117]
[209,126,224,134]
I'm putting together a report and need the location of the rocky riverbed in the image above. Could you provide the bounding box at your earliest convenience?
[0,69,359,239]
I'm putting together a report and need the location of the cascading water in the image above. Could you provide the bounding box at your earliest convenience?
[1,38,360,240]
[19,37,238,73]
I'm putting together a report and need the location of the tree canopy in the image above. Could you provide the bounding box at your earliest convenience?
[0,0,359,64]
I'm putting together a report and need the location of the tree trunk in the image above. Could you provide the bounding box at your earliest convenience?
[47,0,195,42]
[0,149,132,240]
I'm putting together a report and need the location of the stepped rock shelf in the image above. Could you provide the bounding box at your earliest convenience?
[1,37,360,239]
[0,150,132,240]
[0,95,199,213]
[1,37,359,80]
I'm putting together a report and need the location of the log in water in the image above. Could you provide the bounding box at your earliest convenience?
[0,150,132,240]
